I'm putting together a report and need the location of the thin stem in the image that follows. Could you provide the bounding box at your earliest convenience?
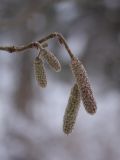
[0,42,45,53]
[38,32,74,59]
[0,32,74,59]
[0,43,34,53]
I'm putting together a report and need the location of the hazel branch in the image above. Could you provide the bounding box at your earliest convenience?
[0,32,97,134]
[0,32,74,59]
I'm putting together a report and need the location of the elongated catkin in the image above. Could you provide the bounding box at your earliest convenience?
[63,83,81,135]
[70,57,97,114]
[41,49,61,72]
[34,57,47,88]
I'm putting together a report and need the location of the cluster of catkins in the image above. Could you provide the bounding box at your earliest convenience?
[34,44,97,135]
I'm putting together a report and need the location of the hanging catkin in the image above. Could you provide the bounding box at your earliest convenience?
[70,56,97,114]
[34,56,47,88]
[63,83,81,135]
[41,49,61,72]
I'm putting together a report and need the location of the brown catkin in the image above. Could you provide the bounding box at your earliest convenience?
[63,83,81,135]
[41,49,61,72]
[34,57,47,88]
[70,57,97,114]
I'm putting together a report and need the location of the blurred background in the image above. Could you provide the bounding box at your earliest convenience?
[0,0,120,160]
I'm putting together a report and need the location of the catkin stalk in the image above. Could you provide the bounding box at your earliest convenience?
[63,83,81,135]
[41,49,61,72]
[34,57,47,88]
[70,57,97,114]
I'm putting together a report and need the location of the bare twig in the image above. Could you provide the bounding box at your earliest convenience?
[0,31,97,134]
[0,32,74,59]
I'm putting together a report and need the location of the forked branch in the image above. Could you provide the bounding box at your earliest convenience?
[0,32,74,59]
[0,31,97,135]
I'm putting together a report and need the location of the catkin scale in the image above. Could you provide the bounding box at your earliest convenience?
[70,57,97,114]
[63,83,81,135]
[34,57,47,88]
[41,49,61,72]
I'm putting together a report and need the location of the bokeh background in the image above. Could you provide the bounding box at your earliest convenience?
[0,0,120,160]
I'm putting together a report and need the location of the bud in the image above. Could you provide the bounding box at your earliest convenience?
[63,83,81,135]
[41,49,61,72]
[34,57,47,88]
[70,57,97,114]
[41,42,48,48]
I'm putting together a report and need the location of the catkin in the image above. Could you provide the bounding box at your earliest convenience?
[63,83,81,135]
[41,49,61,72]
[34,57,47,88]
[70,57,97,114]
